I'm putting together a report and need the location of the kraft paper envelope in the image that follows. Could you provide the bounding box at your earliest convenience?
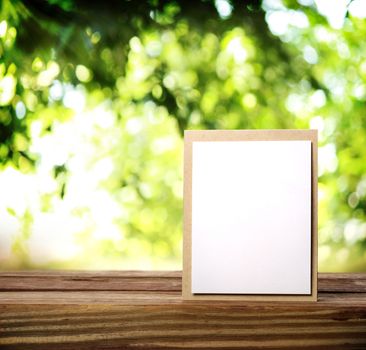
[183,129,317,301]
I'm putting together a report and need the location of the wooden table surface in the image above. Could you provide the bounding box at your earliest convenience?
[0,271,366,349]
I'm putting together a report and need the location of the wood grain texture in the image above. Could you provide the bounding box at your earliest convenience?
[1,271,366,292]
[0,270,181,291]
[0,272,366,349]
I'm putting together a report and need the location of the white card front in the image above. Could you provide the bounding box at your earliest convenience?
[191,140,311,295]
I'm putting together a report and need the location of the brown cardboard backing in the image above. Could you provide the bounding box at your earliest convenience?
[182,129,318,301]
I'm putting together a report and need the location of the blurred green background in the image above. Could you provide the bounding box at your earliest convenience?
[0,0,366,271]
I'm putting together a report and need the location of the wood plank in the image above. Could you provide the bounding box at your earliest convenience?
[1,290,366,305]
[1,271,366,292]
[1,303,366,349]
[0,270,182,291]
[319,273,366,293]
[1,272,366,349]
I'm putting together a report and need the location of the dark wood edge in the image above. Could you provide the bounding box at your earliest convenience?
[0,271,365,293]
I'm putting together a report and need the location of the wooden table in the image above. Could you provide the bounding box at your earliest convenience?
[1,271,366,349]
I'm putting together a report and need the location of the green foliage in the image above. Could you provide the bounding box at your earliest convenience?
[0,0,366,271]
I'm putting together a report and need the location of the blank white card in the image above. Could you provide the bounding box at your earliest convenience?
[191,141,311,295]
